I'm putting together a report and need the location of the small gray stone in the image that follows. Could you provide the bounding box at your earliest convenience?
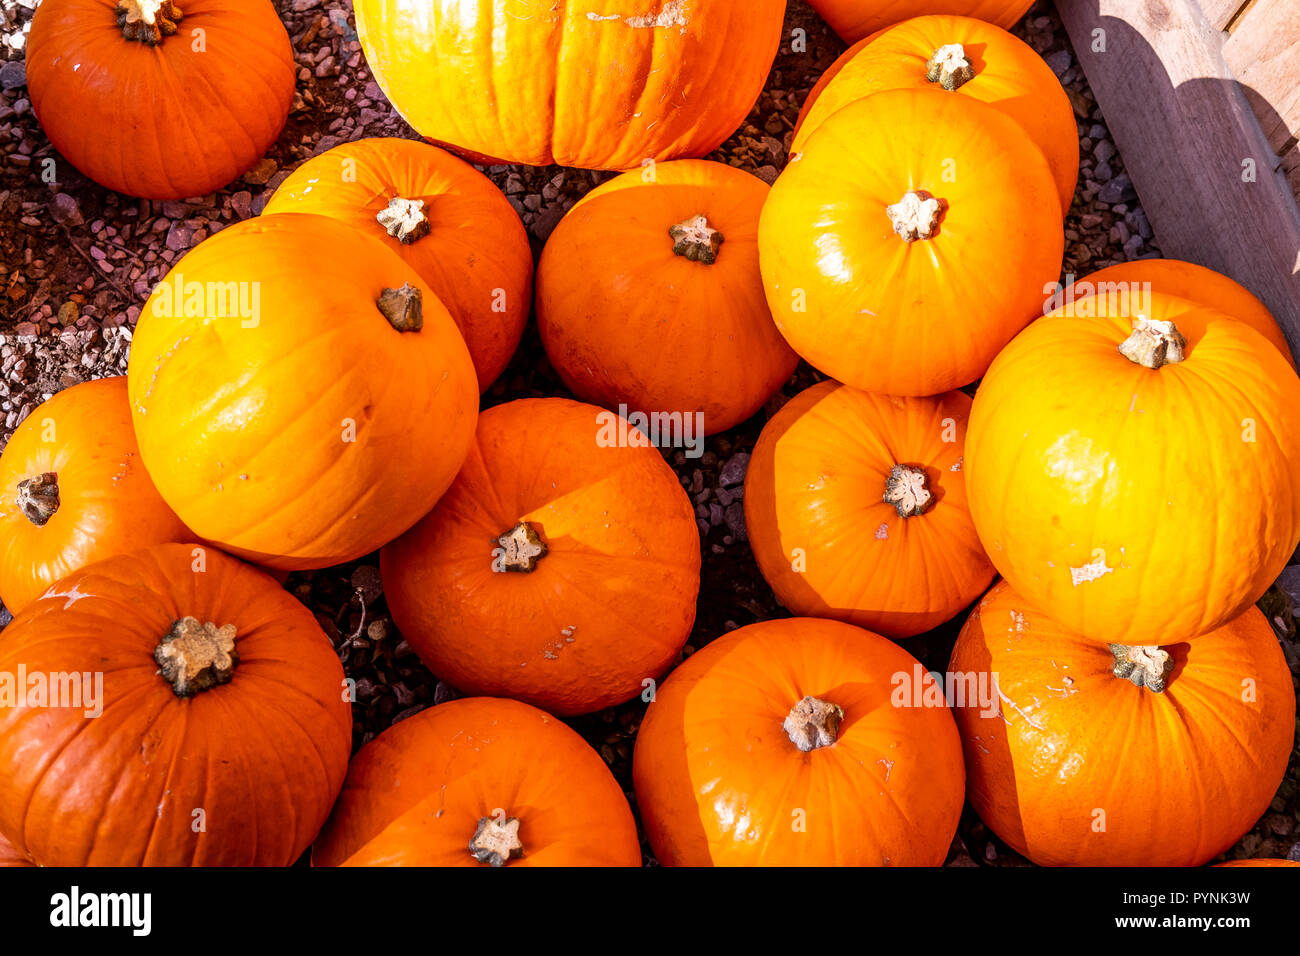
[0,61,25,92]
[1128,207,1153,239]
[754,165,778,185]
[1044,49,1072,76]
[49,192,82,226]
[1088,124,1108,141]
[1275,566,1300,607]
[1098,174,1136,205]
[723,502,747,541]
[1094,161,1113,183]
[718,451,750,488]
[230,190,253,219]
[1093,139,1115,165]
[164,221,192,251]
[709,503,724,527]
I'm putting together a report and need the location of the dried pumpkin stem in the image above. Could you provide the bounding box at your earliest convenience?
[784,695,844,752]
[1109,643,1173,693]
[883,464,931,517]
[926,43,976,90]
[377,283,423,332]
[669,214,725,264]
[886,190,944,242]
[1118,317,1186,368]
[16,472,59,527]
[155,616,239,698]
[496,521,547,572]
[468,816,524,866]
[375,197,431,244]
[116,0,182,44]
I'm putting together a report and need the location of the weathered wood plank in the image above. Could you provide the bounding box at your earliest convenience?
[1056,0,1300,356]
[1198,0,1251,32]
[1283,146,1300,198]
[1222,0,1300,153]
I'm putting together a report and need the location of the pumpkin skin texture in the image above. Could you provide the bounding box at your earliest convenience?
[263,139,532,391]
[795,15,1077,214]
[380,398,701,717]
[352,0,786,169]
[127,213,479,570]
[313,697,641,867]
[950,581,1294,867]
[0,377,191,615]
[633,617,965,866]
[966,294,1300,645]
[758,90,1064,396]
[745,381,993,638]
[0,544,352,866]
[1215,859,1300,867]
[536,160,798,435]
[1064,259,1295,369]
[808,0,1033,44]
[0,831,33,867]
[27,0,293,200]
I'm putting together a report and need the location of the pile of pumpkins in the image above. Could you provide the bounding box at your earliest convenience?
[2,0,1296,867]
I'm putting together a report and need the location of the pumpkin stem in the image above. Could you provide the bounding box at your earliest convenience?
[496,521,547,572]
[1117,317,1187,369]
[1109,643,1173,693]
[155,617,239,698]
[784,695,844,752]
[669,214,725,264]
[375,197,431,244]
[926,43,976,91]
[883,464,931,518]
[16,472,59,527]
[468,816,524,866]
[886,190,944,242]
[377,283,423,332]
[116,0,182,44]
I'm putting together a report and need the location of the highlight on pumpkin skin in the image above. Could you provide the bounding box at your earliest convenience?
[633,616,966,866]
[794,14,1077,213]
[966,291,1300,646]
[950,580,1295,867]
[806,0,1035,45]
[312,697,641,867]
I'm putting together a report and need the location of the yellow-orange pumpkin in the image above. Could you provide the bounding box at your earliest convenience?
[263,139,533,391]
[537,160,798,434]
[967,293,1300,644]
[759,89,1064,396]
[353,0,786,169]
[745,381,993,638]
[127,214,479,570]
[313,697,641,867]
[951,581,1294,867]
[795,15,1077,213]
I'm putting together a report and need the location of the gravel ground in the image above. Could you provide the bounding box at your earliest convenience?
[0,0,1296,867]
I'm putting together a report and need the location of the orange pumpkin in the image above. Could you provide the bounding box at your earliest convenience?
[745,381,993,638]
[795,15,1077,214]
[1062,259,1295,369]
[0,377,191,615]
[313,697,641,866]
[950,581,1295,867]
[127,213,479,570]
[759,89,1063,396]
[536,160,798,434]
[352,0,786,169]
[1215,859,1300,867]
[0,544,352,866]
[263,139,533,391]
[808,0,1034,44]
[27,0,293,199]
[634,617,965,866]
[967,293,1300,645]
[0,831,32,867]
[380,398,701,716]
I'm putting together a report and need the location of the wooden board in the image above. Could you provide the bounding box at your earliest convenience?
[1198,0,1251,31]
[1221,0,1300,153]
[1056,0,1300,354]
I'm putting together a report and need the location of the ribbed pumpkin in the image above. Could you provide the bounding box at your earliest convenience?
[745,381,993,638]
[127,213,479,570]
[1062,259,1295,369]
[795,15,1077,213]
[808,0,1034,44]
[759,89,1063,396]
[0,377,191,615]
[263,139,533,391]
[1215,859,1300,867]
[0,831,32,867]
[536,160,797,435]
[352,0,786,169]
[0,544,352,866]
[313,697,641,866]
[950,581,1295,867]
[967,294,1300,645]
[634,617,965,866]
[380,398,701,716]
[27,0,293,199]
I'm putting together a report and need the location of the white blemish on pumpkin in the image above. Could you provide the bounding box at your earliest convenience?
[1129,393,1138,412]
[997,689,1044,730]
[1009,610,1027,634]
[950,456,963,472]
[1069,553,1113,586]
[875,523,888,540]
[877,757,893,781]
[543,650,558,660]
[858,307,877,316]
[586,2,690,33]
